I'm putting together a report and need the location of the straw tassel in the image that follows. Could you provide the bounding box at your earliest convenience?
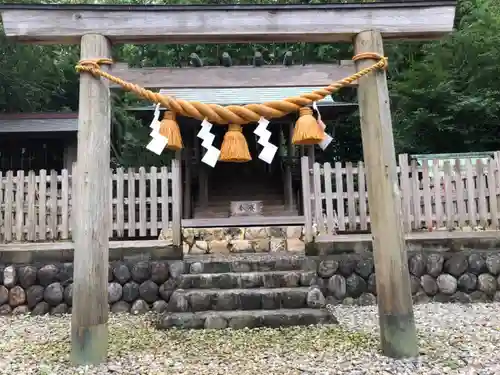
[219,124,252,162]
[159,111,183,151]
[292,107,326,145]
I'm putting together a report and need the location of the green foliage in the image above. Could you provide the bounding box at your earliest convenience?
[390,0,500,154]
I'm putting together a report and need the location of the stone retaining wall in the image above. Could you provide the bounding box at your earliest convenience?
[1,251,500,316]
[318,251,500,306]
[177,226,306,254]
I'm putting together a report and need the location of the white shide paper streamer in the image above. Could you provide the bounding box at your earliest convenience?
[197,119,220,168]
[312,102,333,151]
[146,103,168,155]
[253,117,278,164]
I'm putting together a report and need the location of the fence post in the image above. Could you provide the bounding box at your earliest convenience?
[495,152,500,213]
[398,154,411,232]
[300,156,313,243]
[171,155,182,247]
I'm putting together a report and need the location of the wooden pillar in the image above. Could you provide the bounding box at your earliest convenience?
[354,30,418,358]
[71,34,111,365]
[198,165,209,208]
[284,122,294,211]
[183,147,192,219]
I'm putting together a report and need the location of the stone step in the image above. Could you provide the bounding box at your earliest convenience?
[183,254,316,274]
[157,308,337,330]
[167,287,314,312]
[178,270,317,290]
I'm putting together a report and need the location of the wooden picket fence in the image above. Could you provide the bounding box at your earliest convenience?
[301,153,500,236]
[2,152,500,244]
[0,162,181,243]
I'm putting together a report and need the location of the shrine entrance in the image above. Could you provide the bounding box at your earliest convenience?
[0,0,457,363]
[189,120,297,222]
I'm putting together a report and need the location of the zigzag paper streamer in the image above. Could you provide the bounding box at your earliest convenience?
[312,101,333,150]
[197,119,220,168]
[254,117,278,164]
[149,103,161,137]
[146,103,168,155]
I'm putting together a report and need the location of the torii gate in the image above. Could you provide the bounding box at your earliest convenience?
[0,0,456,365]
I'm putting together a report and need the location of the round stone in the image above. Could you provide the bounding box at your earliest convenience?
[37,265,59,287]
[420,275,438,296]
[317,260,338,278]
[327,275,346,300]
[131,261,151,283]
[409,253,426,277]
[108,282,123,304]
[18,266,37,289]
[139,280,159,303]
[457,273,477,293]
[26,285,44,308]
[436,274,457,295]
[477,273,497,296]
[122,282,140,302]
[150,261,170,284]
[346,273,367,298]
[8,286,26,307]
[113,263,131,285]
[426,254,444,278]
[43,282,64,306]
[130,299,150,315]
[355,258,374,279]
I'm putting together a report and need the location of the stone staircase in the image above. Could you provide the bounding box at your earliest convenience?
[156,254,337,329]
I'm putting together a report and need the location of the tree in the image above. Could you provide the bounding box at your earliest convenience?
[3,0,497,165]
[390,0,500,154]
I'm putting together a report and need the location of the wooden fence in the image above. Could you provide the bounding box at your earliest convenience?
[301,153,500,236]
[2,153,500,244]
[0,162,182,243]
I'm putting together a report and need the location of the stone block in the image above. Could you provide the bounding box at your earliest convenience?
[182,243,191,255]
[224,227,244,240]
[210,240,230,254]
[269,226,286,238]
[286,226,303,239]
[286,239,305,252]
[244,227,270,240]
[191,241,209,254]
[198,228,225,241]
[182,228,196,245]
[230,240,254,253]
[270,239,286,252]
[251,239,270,252]
[159,228,174,245]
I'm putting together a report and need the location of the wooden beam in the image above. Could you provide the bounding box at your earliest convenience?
[71,34,111,365]
[0,240,179,252]
[182,215,305,228]
[0,2,456,44]
[354,30,418,359]
[110,63,357,89]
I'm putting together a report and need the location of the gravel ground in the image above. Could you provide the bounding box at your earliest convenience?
[1,303,499,375]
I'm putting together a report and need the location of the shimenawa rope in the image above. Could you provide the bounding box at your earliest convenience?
[75,52,387,126]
